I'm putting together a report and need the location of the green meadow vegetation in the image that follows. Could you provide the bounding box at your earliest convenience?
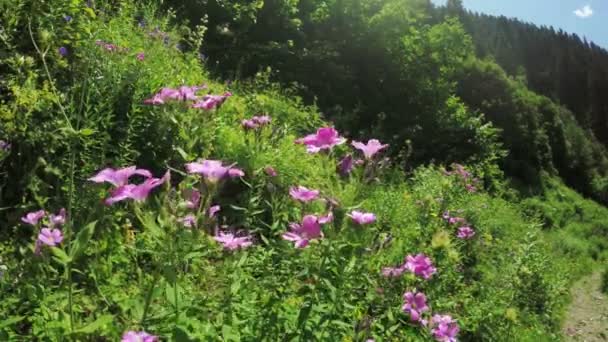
[0,0,607,341]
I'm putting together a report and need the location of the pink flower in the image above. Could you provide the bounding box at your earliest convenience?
[184,189,201,209]
[252,115,271,125]
[289,186,320,202]
[448,217,466,225]
[21,210,46,226]
[351,139,388,159]
[37,228,63,247]
[338,154,354,176]
[318,212,334,224]
[89,166,153,187]
[143,85,206,104]
[104,171,170,205]
[228,168,245,178]
[136,52,145,61]
[241,119,258,130]
[431,314,459,342]
[242,115,271,130]
[264,166,277,177]
[282,215,325,248]
[49,208,66,227]
[191,92,232,110]
[402,291,429,322]
[405,254,437,280]
[208,205,221,218]
[178,214,197,228]
[381,265,407,277]
[121,331,158,342]
[347,210,376,225]
[185,160,244,182]
[295,127,346,153]
[457,226,475,240]
[214,232,253,250]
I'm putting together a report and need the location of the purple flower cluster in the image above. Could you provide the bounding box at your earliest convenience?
[443,211,476,240]
[144,85,207,105]
[22,208,67,254]
[381,253,437,279]
[0,140,10,151]
[95,40,128,53]
[399,290,459,341]
[445,163,480,193]
[431,314,460,342]
[242,115,271,130]
[191,92,232,110]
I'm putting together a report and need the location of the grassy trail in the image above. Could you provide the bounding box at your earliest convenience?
[563,272,608,341]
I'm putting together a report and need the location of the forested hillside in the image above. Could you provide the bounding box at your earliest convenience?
[0,0,607,340]
[440,0,608,146]
[165,0,608,205]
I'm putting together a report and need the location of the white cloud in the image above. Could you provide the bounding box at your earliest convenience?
[574,4,594,18]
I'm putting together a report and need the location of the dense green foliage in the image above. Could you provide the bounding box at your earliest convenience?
[0,0,607,341]
[164,0,608,204]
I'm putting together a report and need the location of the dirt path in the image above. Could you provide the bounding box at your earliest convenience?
[563,272,608,341]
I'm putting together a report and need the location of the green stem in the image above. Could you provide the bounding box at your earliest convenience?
[140,272,160,327]
[67,263,74,336]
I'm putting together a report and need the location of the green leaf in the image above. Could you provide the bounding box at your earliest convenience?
[74,314,113,333]
[0,316,24,329]
[173,326,195,342]
[69,221,97,259]
[79,128,95,136]
[51,247,72,265]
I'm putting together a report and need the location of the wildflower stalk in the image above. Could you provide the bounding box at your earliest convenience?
[29,18,79,335]
[140,272,161,327]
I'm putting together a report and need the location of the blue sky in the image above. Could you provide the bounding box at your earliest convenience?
[431,0,608,49]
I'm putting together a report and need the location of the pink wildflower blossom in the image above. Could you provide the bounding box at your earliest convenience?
[381,265,407,277]
[49,208,66,227]
[185,160,244,182]
[37,228,64,247]
[191,92,232,110]
[295,127,346,153]
[214,232,253,250]
[347,210,376,225]
[104,171,170,205]
[405,254,437,280]
[402,291,429,322]
[457,226,475,240]
[21,210,46,226]
[289,186,320,202]
[338,154,354,176]
[121,331,158,342]
[431,314,459,342]
[89,166,152,187]
[208,205,221,218]
[351,139,389,159]
[178,214,197,228]
[264,166,278,177]
[282,215,325,248]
